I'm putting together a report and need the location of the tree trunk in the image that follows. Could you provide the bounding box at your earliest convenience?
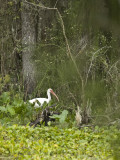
[21,1,36,97]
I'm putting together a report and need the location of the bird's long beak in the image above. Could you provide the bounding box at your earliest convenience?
[51,90,59,101]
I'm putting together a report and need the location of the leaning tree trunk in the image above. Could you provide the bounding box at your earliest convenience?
[21,1,36,97]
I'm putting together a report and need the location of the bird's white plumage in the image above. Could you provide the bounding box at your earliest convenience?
[29,88,59,108]
[29,98,49,108]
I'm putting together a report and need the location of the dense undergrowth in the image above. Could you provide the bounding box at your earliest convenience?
[0,124,119,160]
[0,72,120,160]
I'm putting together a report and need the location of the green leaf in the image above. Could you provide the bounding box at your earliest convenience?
[50,110,68,124]
[0,92,10,103]
[50,114,60,119]
[59,110,68,123]
[0,106,7,112]
[7,105,15,115]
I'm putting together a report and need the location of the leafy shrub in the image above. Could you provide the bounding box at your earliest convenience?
[0,125,119,159]
[111,132,120,160]
[0,90,35,125]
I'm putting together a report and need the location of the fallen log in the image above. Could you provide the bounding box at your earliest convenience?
[30,104,59,127]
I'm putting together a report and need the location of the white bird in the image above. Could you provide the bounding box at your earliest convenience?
[29,88,59,108]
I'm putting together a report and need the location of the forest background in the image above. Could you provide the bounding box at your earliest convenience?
[0,0,120,126]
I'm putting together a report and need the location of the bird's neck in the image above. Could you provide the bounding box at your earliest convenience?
[47,92,51,101]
